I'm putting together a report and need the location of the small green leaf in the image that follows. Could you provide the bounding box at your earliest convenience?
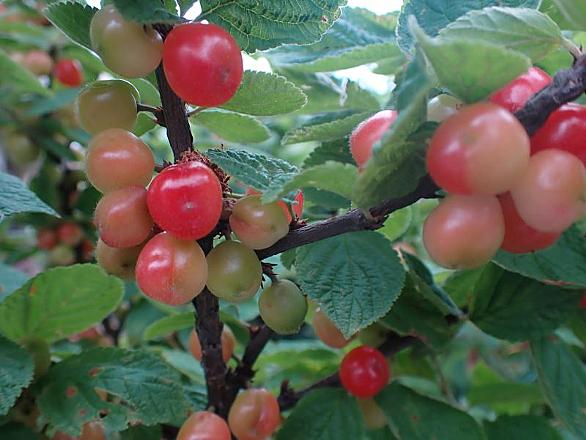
[199,0,344,52]
[206,149,297,193]
[553,0,586,29]
[276,389,364,440]
[412,19,531,103]
[470,264,582,341]
[484,415,562,440]
[494,227,586,288]
[296,231,405,338]
[531,336,586,437]
[0,171,58,220]
[143,312,194,341]
[0,49,51,97]
[440,7,563,61]
[0,335,34,415]
[112,0,181,23]
[376,382,484,440]
[263,162,358,203]
[379,207,412,241]
[283,111,374,145]
[221,71,307,116]
[38,347,192,435]
[192,109,270,143]
[44,2,97,49]
[0,265,123,343]
[304,140,354,168]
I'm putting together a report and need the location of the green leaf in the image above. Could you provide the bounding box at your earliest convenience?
[143,312,194,341]
[352,53,433,209]
[469,383,545,409]
[0,171,58,220]
[38,347,192,435]
[26,88,79,117]
[221,71,307,116]
[531,336,586,438]
[344,81,382,112]
[396,0,541,53]
[263,162,358,203]
[553,0,586,29]
[304,140,354,168]
[0,265,124,343]
[112,0,181,23]
[265,7,401,72]
[283,111,374,145]
[494,227,586,288]
[0,423,41,440]
[276,389,364,440]
[0,49,51,97]
[199,0,344,52]
[484,415,562,440]
[177,0,197,15]
[120,425,162,440]
[206,148,297,193]
[412,19,531,103]
[296,231,405,338]
[379,207,412,241]
[470,264,582,341]
[0,263,29,301]
[44,2,97,49]
[440,7,563,61]
[0,335,34,415]
[376,382,484,440]
[192,109,270,143]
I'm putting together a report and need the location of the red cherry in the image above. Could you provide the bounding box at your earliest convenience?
[498,193,560,254]
[292,191,304,218]
[339,345,390,398]
[489,67,551,113]
[531,103,586,166]
[350,110,397,168]
[162,23,243,107]
[54,59,84,87]
[57,222,84,247]
[147,161,223,240]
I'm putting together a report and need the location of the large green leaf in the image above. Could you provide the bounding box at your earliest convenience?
[44,2,97,49]
[266,7,401,72]
[221,71,307,116]
[396,0,541,53]
[0,171,58,220]
[494,227,586,288]
[206,148,297,193]
[553,0,586,29]
[470,264,581,341]
[143,312,194,341]
[484,415,562,440]
[192,109,270,143]
[376,382,484,440]
[112,0,182,23]
[263,162,358,203]
[0,265,124,343]
[38,347,192,435]
[0,335,34,416]
[440,7,563,61]
[0,263,29,301]
[283,111,374,145]
[199,0,344,52]
[276,389,364,440]
[412,20,531,103]
[0,49,51,97]
[296,231,405,338]
[531,336,586,438]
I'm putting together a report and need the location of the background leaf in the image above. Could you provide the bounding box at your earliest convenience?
[0,49,52,97]
[483,415,562,440]
[143,312,194,341]
[44,2,97,49]
[112,0,182,23]
[192,110,270,143]
[0,171,58,220]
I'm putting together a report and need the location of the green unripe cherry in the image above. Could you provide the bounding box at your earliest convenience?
[206,240,262,302]
[259,279,307,335]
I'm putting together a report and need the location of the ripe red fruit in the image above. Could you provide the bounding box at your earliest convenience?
[135,232,207,305]
[426,102,530,195]
[177,411,231,440]
[350,110,397,168]
[340,346,390,398]
[94,186,153,248]
[163,23,243,107]
[498,193,560,254]
[423,195,505,269]
[53,59,84,87]
[312,308,350,349]
[531,103,586,165]
[510,149,586,233]
[489,67,551,113]
[37,228,57,250]
[292,190,304,218]
[57,222,84,247]
[147,161,222,240]
[228,389,281,440]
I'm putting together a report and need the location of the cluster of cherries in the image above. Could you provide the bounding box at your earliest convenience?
[36,221,93,266]
[10,48,84,88]
[350,67,586,269]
